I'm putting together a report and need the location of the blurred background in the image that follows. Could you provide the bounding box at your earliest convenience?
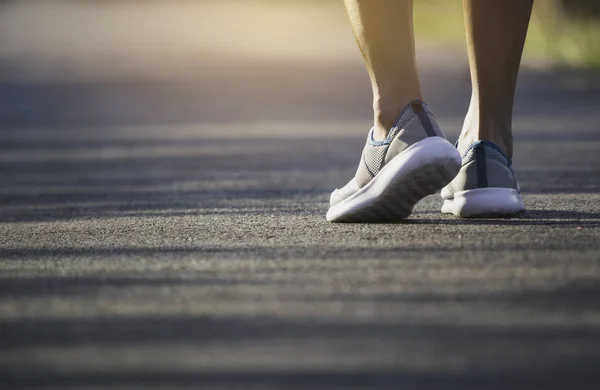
[1,0,599,130]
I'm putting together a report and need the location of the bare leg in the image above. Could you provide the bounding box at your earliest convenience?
[343,0,422,140]
[459,0,534,158]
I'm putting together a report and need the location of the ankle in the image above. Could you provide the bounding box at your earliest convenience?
[458,128,513,158]
[373,97,423,141]
[372,107,399,141]
[372,115,395,140]
[460,100,514,157]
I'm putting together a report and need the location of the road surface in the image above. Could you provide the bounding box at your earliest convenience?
[1,1,600,389]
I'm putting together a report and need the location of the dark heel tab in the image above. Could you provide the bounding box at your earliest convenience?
[410,100,424,111]
[410,101,437,138]
[474,142,489,188]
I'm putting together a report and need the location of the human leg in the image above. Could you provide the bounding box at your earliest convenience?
[327,0,461,222]
[458,0,534,158]
[442,0,533,217]
[343,0,422,140]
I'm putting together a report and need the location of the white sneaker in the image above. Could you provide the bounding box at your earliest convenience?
[441,140,525,218]
[327,101,461,222]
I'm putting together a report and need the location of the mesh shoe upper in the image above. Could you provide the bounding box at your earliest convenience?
[354,101,446,188]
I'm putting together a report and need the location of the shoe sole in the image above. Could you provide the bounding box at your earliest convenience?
[441,187,525,218]
[326,136,461,222]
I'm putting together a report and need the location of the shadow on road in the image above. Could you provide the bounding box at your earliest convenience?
[413,210,600,227]
[2,307,600,389]
[4,367,599,390]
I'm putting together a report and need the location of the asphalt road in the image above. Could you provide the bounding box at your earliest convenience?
[2,2,600,389]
